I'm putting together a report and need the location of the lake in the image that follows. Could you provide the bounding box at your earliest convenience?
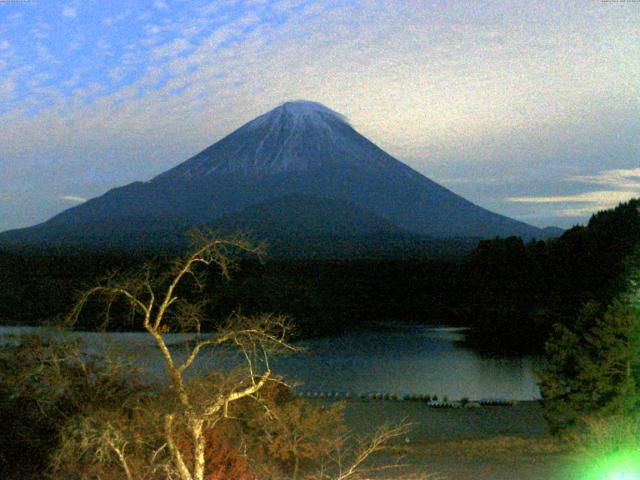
[0,324,542,401]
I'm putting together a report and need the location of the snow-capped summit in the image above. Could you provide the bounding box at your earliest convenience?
[246,101,348,132]
[274,100,348,122]
[154,100,364,178]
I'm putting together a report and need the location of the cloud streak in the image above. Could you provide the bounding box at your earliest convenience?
[507,167,640,217]
[508,191,639,205]
[61,6,77,19]
[59,195,87,203]
[571,167,640,191]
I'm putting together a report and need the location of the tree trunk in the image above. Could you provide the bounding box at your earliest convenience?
[192,419,206,480]
[292,443,300,480]
[293,455,300,480]
[165,414,193,480]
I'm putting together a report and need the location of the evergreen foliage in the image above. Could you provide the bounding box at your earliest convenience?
[462,199,640,353]
[538,241,640,434]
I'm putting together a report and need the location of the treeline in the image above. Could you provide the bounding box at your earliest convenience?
[0,251,461,336]
[0,253,141,327]
[0,199,638,354]
[460,198,640,353]
[204,258,462,337]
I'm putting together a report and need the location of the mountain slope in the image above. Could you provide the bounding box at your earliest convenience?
[0,100,555,252]
[213,193,405,239]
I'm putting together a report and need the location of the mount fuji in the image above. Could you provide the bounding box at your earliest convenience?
[0,101,557,253]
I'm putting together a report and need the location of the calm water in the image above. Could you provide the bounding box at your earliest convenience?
[0,324,542,400]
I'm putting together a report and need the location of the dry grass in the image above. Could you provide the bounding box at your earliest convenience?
[365,436,574,480]
[393,435,570,461]
[335,401,574,479]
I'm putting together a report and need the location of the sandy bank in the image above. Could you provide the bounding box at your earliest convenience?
[317,399,575,480]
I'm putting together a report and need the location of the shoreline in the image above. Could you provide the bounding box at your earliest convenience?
[318,399,574,480]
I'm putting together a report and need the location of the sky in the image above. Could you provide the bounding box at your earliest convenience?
[0,0,638,232]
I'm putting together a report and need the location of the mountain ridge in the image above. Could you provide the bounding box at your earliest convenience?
[0,100,560,253]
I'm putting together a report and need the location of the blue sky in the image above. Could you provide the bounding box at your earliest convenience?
[0,0,638,231]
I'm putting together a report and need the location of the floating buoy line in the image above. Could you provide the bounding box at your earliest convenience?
[292,390,518,408]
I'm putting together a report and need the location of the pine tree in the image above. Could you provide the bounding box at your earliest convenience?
[539,244,640,434]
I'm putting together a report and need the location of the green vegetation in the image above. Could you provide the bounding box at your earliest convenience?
[538,238,640,433]
[536,218,640,478]
[538,300,640,434]
[569,415,640,480]
[461,198,640,353]
[0,252,462,336]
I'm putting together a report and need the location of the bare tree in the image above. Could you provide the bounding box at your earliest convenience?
[67,235,297,480]
[315,422,412,480]
[65,233,417,480]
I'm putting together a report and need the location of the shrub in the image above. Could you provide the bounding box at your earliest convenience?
[538,300,640,434]
[0,334,145,479]
[568,414,640,479]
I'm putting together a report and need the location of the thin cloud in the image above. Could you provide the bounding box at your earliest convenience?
[507,191,639,204]
[571,167,640,191]
[153,0,170,11]
[152,38,191,59]
[62,6,78,18]
[0,79,15,97]
[60,195,87,203]
[507,167,640,217]
[555,206,622,217]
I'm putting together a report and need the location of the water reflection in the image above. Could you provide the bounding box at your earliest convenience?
[0,325,542,400]
[272,325,541,400]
